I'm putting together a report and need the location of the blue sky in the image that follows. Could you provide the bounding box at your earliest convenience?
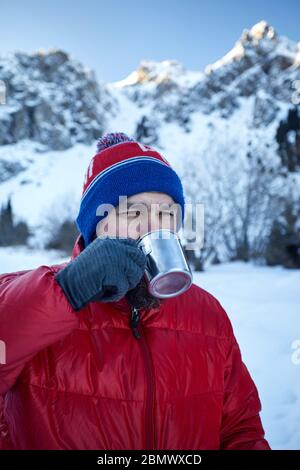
[1,0,299,82]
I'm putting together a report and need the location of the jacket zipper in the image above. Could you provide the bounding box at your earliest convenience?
[130,306,156,450]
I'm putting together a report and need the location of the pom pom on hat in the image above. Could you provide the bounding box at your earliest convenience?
[96,132,134,152]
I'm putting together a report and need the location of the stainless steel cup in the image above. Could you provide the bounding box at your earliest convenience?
[137,229,193,299]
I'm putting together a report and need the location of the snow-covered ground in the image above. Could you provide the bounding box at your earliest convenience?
[0,247,299,450]
[0,245,69,272]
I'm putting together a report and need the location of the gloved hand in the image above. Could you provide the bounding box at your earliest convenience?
[54,236,147,311]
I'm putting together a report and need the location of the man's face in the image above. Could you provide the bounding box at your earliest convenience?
[95,191,180,240]
[94,191,181,311]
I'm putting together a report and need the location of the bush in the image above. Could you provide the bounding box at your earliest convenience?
[45,219,79,254]
[265,200,300,269]
[0,198,30,246]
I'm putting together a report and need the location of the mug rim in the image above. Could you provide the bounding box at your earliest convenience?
[137,228,178,245]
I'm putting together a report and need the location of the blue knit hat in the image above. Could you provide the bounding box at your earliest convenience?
[76,132,185,247]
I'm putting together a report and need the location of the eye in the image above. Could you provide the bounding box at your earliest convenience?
[127,210,141,217]
[159,212,174,217]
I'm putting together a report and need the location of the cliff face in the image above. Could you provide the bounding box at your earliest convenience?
[0,21,299,266]
[111,21,299,129]
[0,49,115,150]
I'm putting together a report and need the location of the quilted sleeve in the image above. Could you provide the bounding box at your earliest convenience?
[0,266,79,394]
[220,329,271,450]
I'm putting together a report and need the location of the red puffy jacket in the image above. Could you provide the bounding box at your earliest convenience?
[0,235,270,450]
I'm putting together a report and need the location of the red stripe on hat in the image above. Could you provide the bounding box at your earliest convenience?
[82,141,171,195]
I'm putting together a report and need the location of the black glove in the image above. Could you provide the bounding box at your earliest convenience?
[54,236,147,311]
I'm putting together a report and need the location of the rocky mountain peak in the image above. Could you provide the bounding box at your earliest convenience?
[0,48,114,150]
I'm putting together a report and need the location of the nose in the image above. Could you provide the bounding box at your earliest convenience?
[130,213,156,241]
[136,209,175,240]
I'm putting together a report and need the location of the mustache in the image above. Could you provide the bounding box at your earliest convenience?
[125,275,162,311]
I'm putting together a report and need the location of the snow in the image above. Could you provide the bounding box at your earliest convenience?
[205,41,245,74]
[0,246,69,273]
[0,140,93,229]
[112,59,204,89]
[105,84,151,137]
[0,247,299,450]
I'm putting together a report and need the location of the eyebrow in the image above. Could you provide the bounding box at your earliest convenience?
[118,202,175,212]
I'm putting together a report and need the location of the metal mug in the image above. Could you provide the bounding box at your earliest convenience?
[137,229,193,299]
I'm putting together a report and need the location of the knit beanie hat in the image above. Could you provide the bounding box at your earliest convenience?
[76,132,185,248]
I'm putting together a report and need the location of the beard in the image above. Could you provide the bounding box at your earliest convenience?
[125,275,162,311]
